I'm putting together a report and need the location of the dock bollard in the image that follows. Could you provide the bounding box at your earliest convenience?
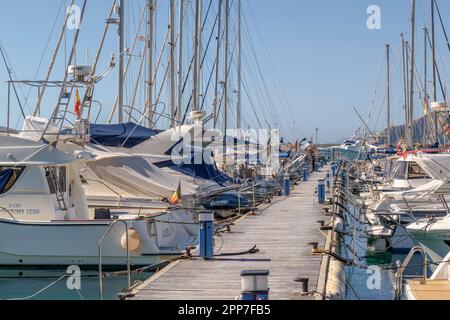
[302,166,309,182]
[318,180,325,204]
[199,212,214,260]
[326,173,331,189]
[284,173,291,196]
[240,270,270,300]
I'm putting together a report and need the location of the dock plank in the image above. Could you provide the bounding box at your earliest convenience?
[131,168,330,300]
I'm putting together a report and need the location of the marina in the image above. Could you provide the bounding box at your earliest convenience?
[1,0,450,305]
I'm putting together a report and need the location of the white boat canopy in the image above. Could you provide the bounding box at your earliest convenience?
[0,135,75,166]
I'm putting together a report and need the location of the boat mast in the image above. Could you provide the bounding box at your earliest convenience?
[402,34,409,142]
[213,0,223,129]
[423,27,428,144]
[147,0,155,127]
[237,0,242,130]
[223,0,229,133]
[386,44,391,147]
[177,0,185,124]
[431,0,439,145]
[118,0,125,123]
[34,0,75,117]
[192,0,202,113]
[408,0,416,147]
[169,0,176,127]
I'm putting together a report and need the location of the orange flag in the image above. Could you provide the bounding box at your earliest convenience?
[74,89,81,118]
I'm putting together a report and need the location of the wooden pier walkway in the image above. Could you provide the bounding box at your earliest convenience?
[130,167,331,300]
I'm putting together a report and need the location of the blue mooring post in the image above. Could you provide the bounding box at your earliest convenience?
[318,179,325,204]
[302,166,309,182]
[241,270,270,301]
[199,212,214,259]
[326,173,331,189]
[331,163,337,177]
[284,173,291,196]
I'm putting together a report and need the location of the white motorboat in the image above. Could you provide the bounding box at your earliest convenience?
[0,135,199,266]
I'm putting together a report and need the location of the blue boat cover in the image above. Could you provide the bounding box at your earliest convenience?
[156,153,232,185]
[90,123,162,148]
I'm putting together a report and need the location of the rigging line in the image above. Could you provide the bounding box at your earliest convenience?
[367,50,386,126]
[243,3,294,119]
[425,30,447,101]
[241,52,271,127]
[240,19,282,128]
[180,0,224,123]
[243,3,295,123]
[428,30,447,100]
[240,33,274,127]
[244,29,283,127]
[24,0,65,110]
[0,43,26,120]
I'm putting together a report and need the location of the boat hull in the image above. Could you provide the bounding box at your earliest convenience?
[0,210,198,266]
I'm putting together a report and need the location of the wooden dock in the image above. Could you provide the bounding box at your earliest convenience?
[130,168,331,300]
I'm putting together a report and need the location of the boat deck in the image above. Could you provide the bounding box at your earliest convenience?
[130,167,331,300]
[407,280,450,300]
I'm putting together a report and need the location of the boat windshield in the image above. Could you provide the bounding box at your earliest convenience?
[392,162,407,180]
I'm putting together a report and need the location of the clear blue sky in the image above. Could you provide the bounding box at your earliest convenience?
[1,0,449,142]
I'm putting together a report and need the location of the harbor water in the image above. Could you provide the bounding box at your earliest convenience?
[0,259,168,300]
[342,204,424,300]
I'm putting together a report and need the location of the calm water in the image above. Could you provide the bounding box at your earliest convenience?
[0,261,166,300]
[342,204,423,300]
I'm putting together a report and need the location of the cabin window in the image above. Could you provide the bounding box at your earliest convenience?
[407,163,430,179]
[45,166,67,194]
[0,167,25,195]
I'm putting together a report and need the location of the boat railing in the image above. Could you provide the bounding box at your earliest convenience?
[395,246,428,300]
[98,219,131,300]
[237,179,262,213]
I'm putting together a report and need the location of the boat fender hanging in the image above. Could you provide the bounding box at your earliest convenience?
[121,229,141,252]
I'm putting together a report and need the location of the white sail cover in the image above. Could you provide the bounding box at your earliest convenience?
[85,152,197,199]
[0,135,75,165]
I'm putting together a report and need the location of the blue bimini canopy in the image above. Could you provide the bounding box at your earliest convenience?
[90,123,162,148]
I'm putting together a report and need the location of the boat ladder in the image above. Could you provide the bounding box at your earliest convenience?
[395,246,428,300]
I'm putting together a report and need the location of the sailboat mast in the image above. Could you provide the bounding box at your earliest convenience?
[423,27,428,144]
[118,0,125,123]
[408,0,416,147]
[223,0,230,133]
[237,0,242,130]
[147,0,154,127]
[402,34,409,141]
[213,0,223,129]
[192,0,202,112]
[386,44,391,147]
[431,0,437,101]
[177,0,185,124]
[169,0,176,127]
[431,0,439,145]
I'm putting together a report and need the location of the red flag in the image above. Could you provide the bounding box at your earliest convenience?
[74,89,81,118]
